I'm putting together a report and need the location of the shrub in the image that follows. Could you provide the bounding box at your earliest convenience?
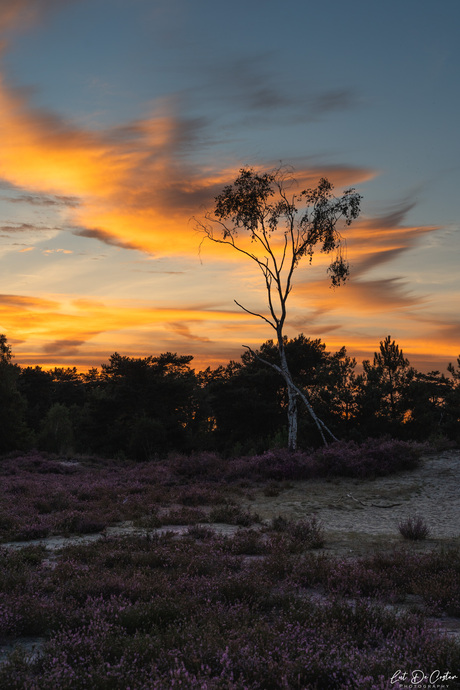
[269,514,291,532]
[209,504,259,526]
[179,486,226,506]
[186,524,215,540]
[223,438,425,484]
[263,481,282,497]
[0,534,458,688]
[171,452,222,479]
[314,438,425,478]
[159,506,208,526]
[267,515,325,549]
[288,515,325,549]
[223,529,267,556]
[12,525,50,542]
[398,515,430,540]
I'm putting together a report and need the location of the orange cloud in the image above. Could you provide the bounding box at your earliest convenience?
[0,14,455,374]
[285,268,459,371]
[0,292,255,369]
[0,71,376,257]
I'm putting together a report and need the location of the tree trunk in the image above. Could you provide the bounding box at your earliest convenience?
[277,332,338,448]
[245,338,338,450]
[278,333,298,451]
[287,386,298,451]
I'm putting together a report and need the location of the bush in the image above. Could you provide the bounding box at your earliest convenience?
[314,438,425,478]
[222,438,425,483]
[209,504,259,526]
[0,532,458,688]
[288,515,325,549]
[398,515,430,540]
[267,515,325,550]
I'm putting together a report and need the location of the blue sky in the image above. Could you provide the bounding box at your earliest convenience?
[0,0,459,371]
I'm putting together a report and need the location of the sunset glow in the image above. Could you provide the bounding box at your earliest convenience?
[0,1,459,373]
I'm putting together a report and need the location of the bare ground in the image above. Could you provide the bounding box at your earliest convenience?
[241,449,460,558]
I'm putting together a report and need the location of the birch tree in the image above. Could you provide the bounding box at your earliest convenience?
[197,166,361,449]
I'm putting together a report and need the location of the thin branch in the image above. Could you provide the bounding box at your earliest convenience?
[201,218,279,283]
[235,302,275,330]
[278,230,289,274]
[263,263,280,328]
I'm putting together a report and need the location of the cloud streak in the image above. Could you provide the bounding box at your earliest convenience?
[3,192,80,207]
[206,54,360,125]
[0,291,251,367]
[0,1,456,374]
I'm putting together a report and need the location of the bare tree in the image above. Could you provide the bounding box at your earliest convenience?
[196,165,361,449]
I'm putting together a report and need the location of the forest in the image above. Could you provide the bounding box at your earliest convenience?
[2,332,459,459]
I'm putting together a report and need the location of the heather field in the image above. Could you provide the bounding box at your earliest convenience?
[0,441,459,689]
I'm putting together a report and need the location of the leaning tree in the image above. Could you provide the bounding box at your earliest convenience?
[197,166,361,449]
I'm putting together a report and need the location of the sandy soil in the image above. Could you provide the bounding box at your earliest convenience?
[242,450,460,557]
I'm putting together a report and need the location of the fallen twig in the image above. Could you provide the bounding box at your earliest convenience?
[346,493,402,509]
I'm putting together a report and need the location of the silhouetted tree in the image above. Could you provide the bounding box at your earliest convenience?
[39,402,75,453]
[0,335,32,451]
[18,366,54,433]
[373,335,410,419]
[197,166,361,449]
[445,355,460,443]
[354,336,413,437]
[76,352,200,458]
[447,355,460,384]
[401,369,453,441]
[200,335,359,453]
[202,355,284,454]
[50,367,86,407]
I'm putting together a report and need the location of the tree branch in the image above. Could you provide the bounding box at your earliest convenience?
[243,345,338,444]
[235,303,275,330]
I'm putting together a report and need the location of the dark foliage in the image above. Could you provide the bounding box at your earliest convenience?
[0,333,459,457]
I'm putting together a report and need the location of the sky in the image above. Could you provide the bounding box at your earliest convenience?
[0,0,459,373]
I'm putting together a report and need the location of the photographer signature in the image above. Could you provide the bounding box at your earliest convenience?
[391,669,458,686]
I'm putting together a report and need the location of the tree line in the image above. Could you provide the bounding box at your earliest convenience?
[1,333,459,459]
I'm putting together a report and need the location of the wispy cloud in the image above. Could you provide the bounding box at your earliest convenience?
[71,226,146,252]
[205,54,360,125]
[42,338,86,355]
[170,323,212,343]
[3,192,80,207]
[0,1,455,374]
[0,221,58,234]
[0,293,59,309]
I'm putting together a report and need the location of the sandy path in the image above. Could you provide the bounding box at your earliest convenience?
[242,450,460,554]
